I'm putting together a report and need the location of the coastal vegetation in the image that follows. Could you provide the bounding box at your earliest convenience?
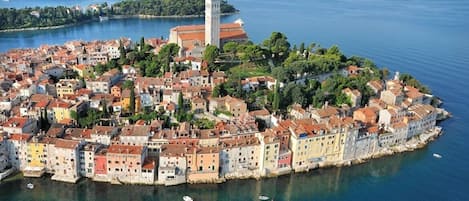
[200,32,393,113]
[0,0,237,31]
[0,6,96,30]
[111,0,237,16]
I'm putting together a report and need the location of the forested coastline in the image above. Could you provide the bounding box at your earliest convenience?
[0,0,237,30]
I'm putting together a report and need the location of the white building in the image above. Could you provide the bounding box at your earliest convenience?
[158,144,187,185]
[7,134,32,171]
[79,143,101,178]
[90,126,119,145]
[219,137,261,176]
[0,135,9,172]
[406,104,437,139]
[119,125,151,146]
[51,139,83,183]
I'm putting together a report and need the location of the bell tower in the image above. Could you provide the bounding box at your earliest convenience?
[205,0,220,47]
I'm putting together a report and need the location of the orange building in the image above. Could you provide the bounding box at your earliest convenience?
[169,23,248,57]
[353,107,379,125]
[186,146,220,183]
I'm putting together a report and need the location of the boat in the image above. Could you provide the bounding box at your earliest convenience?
[99,16,109,22]
[433,153,442,158]
[27,183,34,189]
[182,196,193,201]
[259,195,270,200]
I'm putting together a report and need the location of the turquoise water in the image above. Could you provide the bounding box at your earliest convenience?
[1,0,469,200]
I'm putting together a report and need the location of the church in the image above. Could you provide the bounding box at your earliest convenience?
[168,0,248,57]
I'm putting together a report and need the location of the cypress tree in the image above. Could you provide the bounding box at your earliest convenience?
[273,81,280,113]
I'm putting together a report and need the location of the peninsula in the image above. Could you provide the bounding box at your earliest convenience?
[0,0,449,187]
[0,0,237,31]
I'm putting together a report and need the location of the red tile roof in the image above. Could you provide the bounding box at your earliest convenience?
[2,117,29,128]
[9,133,32,141]
[55,139,81,149]
[108,145,144,155]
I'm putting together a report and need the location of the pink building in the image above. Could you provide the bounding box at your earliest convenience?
[94,148,108,176]
[278,151,292,169]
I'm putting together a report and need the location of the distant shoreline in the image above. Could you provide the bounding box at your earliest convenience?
[0,12,239,33]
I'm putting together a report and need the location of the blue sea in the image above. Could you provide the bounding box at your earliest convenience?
[1,0,469,200]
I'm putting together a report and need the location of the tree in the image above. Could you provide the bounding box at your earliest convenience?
[223,41,238,59]
[176,92,184,121]
[39,110,51,131]
[262,32,291,61]
[119,40,127,64]
[203,45,220,71]
[272,67,293,82]
[129,89,136,115]
[193,118,215,129]
[139,36,145,52]
[94,63,107,75]
[212,83,227,97]
[272,81,280,112]
[299,42,305,54]
[123,80,134,89]
[291,85,306,106]
[70,110,79,125]
[380,67,390,80]
[158,43,180,74]
[335,92,351,106]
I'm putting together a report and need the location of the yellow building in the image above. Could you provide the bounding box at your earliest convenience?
[27,138,46,168]
[50,100,73,123]
[284,117,355,172]
[24,136,56,177]
[121,89,141,113]
[73,64,94,78]
[56,79,81,98]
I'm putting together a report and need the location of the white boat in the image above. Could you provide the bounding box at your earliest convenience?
[99,16,109,22]
[27,183,34,189]
[259,195,270,200]
[433,153,442,158]
[182,196,193,201]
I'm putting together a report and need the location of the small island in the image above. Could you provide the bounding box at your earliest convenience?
[0,0,237,31]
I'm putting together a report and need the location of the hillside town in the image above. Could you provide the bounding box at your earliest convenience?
[0,0,447,187]
[0,35,444,185]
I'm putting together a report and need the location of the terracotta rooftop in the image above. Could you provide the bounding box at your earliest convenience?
[55,139,81,149]
[91,126,116,136]
[9,133,32,141]
[172,23,244,32]
[160,144,188,157]
[108,144,144,155]
[2,117,29,128]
